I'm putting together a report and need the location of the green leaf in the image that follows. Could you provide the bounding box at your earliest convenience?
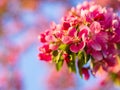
[56,59,64,71]
[67,60,76,73]
[66,52,77,73]
[59,44,69,51]
[52,51,62,63]
[109,72,120,86]
[77,51,90,65]
[77,51,90,78]
[83,51,90,64]
[77,59,84,78]
[77,51,82,56]
[110,72,117,81]
[69,53,76,61]
[52,51,64,71]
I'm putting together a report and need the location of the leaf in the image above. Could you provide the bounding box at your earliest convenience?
[110,72,117,81]
[67,60,76,73]
[83,51,90,64]
[53,51,64,71]
[77,60,84,78]
[110,72,120,86]
[52,51,62,63]
[66,52,77,73]
[77,52,85,65]
[77,51,90,78]
[77,51,82,56]
[59,44,69,51]
[56,59,64,71]
[69,53,76,61]
[78,51,90,65]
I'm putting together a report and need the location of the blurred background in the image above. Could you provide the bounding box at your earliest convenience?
[0,0,120,90]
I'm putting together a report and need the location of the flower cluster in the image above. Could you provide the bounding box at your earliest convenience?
[38,1,120,79]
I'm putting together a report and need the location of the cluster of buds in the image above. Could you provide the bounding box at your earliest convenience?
[38,1,120,80]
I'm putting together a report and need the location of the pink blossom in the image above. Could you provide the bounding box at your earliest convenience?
[49,44,58,50]
[68,26,89,53]
[38,33,46,43]
[112,19,119,29]
[90,21,101,34]
[70,41,85,53]
[105,56,116,67]
[62,21,70,30]
[39,44,52,61]
[78,26,90,38]
[62,36,73,44]
[89,40,102,51]
[38,53,52,61]
[68,27,77,37]
[91,51,103,61]
[39,44,51,53]
[103,10,113,29]
[94,13,105,21]
[45,34,57,43]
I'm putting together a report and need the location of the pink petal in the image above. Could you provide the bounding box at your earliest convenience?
[80,9,89,18]
[102,50,108,58]
[78,26,89,39]
[95,32,108,49]
[90,40,101,51]
[70,44,79,53]
[45,30,51,35]
[70,41,85,53]
[90,21,101,34]
[112,20,119,28]
[112,34,120,43]
[105,57,116,67]
[94,13,105,21]
[97,32,108,41]
[38,33,46,43]
[68,27,77,37]
[62,21,70,30]
[49,44,58,50]
[38,53,52,61]
[39,44,51,53]
[50,22,56,29]
[89,5,99,12]
[92,51,103,61]
[45,35,56,42]
[55,31,63,38]
[62,36,72,44]
[78,41,85,50]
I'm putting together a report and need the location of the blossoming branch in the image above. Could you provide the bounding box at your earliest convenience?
[38,1,120,80]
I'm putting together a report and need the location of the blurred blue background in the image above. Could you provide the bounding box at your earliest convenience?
[0,0,120,90]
